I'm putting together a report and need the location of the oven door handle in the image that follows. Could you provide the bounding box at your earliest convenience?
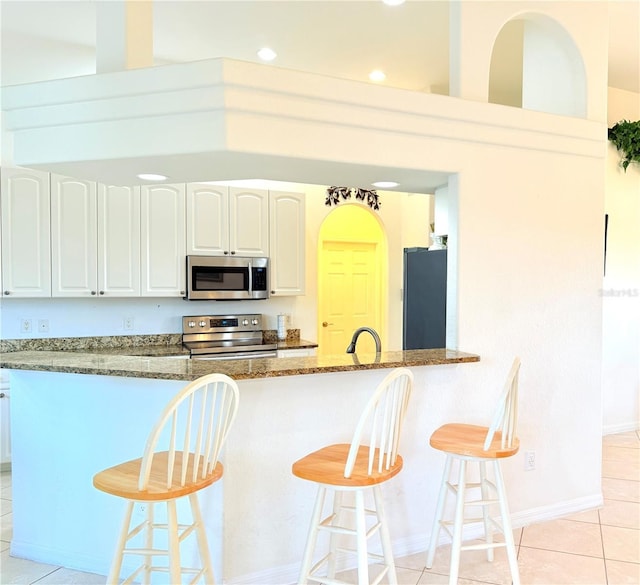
[248,260,253,296]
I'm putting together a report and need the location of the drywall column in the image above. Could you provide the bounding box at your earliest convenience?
[96,0,153,73]
[602,88,640,433]
[449,1,492,101]
[433,185,450,236]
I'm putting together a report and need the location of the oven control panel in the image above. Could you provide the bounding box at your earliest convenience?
[182,314,262,333]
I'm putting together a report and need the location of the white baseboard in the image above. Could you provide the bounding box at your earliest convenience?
[226,493,603,585]
[510,493,603,528]
[10,540,110,578]
[603,421,640,435]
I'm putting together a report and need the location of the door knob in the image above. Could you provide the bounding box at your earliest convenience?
[322,321,334,327]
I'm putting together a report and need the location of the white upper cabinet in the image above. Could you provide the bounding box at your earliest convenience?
[229,188,269,257]
[97,184,141,296]
[141,183,186,297]
[1,168,51,297]
[269,191,306,296]
[187,186,269,257]
[186,183,229,255]
[51,174,98,297]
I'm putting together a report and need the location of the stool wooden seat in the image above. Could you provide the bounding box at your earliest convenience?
[425,358,521,585]
[292,368,414,585]
[93,373,239,585]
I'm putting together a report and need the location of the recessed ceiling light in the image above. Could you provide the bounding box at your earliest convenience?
[369,69,386,82]
[257,47,277,62]
[372,181,399,189]
[137,173,168,182]
[383,0,406,5]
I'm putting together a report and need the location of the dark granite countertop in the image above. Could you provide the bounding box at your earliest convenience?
[0,334,317,356]
[0,348,479,382]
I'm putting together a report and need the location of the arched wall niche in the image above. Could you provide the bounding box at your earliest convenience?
[488,12,587,117]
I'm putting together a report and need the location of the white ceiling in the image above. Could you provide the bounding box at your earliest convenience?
[1,0,638,94]
[1,1,638,192]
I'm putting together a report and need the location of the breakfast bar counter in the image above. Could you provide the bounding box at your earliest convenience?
[3,347,482,584]
[0,347,479,381]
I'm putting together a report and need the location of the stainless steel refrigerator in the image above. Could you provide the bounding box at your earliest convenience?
[402,247,447,350]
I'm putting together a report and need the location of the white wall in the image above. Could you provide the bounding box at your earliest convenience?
[449,1,608,120]
[602,88,640,433]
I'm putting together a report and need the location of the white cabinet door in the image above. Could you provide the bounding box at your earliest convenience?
[51,174,98,297]
[269,191,306,296]
[277,348,317,358]
[186,183,229,255]
[1,168,51,297]
[141,184,186,297]
[229,187,269,257]
[98,184,141,296]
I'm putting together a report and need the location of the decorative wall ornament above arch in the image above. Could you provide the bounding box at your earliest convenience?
[325,187,381,211]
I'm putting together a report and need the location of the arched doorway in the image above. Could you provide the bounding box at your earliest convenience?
[317,204,387,356]
[488,13,587,117]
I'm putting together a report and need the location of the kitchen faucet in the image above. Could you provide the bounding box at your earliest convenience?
[346,327,382,354]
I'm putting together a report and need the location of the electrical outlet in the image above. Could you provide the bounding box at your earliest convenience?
[20,319,32,334]
[38,319,50,334]
[124,317,134,331]
[133,503,147,520]
[525,450,536,471]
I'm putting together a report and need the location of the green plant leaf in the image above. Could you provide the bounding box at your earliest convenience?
[608,119,640,172]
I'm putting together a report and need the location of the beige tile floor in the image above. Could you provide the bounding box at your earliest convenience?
[0,431,638,584]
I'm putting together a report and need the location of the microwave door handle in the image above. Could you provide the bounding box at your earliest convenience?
[248,261,253,296]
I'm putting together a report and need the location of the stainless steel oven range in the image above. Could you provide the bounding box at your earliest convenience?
[182,313,277,360]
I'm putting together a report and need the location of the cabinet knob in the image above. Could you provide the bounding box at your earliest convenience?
[322,321,334,327]
[99,291,105,295]
[0,393,5,398]
[271,290,275,294]
[224,251,229,255]
[91,291,97,295]
[180,291,185,296]
[231,251,236,255]
[3,291,9,296]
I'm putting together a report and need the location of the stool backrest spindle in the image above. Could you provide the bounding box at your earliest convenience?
[483,357,521,452]
[344,368,414,478]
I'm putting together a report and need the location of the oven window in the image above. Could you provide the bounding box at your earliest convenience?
[192,267,247,291]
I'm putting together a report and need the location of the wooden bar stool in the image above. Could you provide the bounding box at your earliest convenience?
[425,358,521,585]
[93,373,239,585]
[292,368,414,585]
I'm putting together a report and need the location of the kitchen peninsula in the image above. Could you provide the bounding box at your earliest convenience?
[1,344,480,584]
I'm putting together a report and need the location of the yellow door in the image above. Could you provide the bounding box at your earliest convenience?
[319,241,380,355]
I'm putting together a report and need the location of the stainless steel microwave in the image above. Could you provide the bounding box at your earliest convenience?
[185,256,269,301]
